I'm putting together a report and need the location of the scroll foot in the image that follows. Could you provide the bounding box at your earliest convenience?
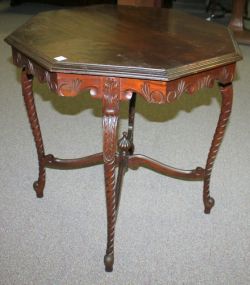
[33,180,44,198]
[104,254,114,272]
[204,197,215,214]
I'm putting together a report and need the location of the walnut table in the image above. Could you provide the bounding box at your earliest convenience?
[5,5,242,272]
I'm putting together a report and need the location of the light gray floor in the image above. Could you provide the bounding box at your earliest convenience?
[0,1,250,284]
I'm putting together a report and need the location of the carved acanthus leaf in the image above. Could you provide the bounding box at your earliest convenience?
[219,66,234,83]
[166,80,186,103]
[103,77,120,114]
[13,49,58,93]
[102,77,120,163]
[187,75,215,95]
[103,116,118,162]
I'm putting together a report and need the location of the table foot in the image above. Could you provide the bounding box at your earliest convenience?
[204,197,215,214]
[104,254,114,272]
[33,181,44,198]
[203,83,233,214]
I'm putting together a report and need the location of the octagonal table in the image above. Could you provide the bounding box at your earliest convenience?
[5,5,241,272]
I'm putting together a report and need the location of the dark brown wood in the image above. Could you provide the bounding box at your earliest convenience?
[128,155,205,180]
[5,5,242,272]
[5,5,241,81]
[45,152,103,169]
[11,0,116,6]
[13,49,237,104]
[118,0,162,7]
[115,132,132,215]
[127,93,137,154]
[21,70,46,198]
[203,83,233,214]
[102,77,120,272]
[229,0,250,45]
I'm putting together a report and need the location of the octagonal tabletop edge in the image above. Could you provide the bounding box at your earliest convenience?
[5,5,242,81]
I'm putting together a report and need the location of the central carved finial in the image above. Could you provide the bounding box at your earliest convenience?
[118,132,132,154]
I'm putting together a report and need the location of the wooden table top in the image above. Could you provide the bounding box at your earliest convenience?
[5,4,241,81]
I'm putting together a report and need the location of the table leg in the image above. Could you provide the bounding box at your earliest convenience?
[102,77,120,272]
[127,92,136,155]
[203,83,233,214]
[114,93,137,223]
[21,69,46,198]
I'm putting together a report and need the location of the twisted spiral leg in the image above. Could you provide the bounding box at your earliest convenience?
[103,159,117,272]
[203,83,233,214]
[21,69,46,198]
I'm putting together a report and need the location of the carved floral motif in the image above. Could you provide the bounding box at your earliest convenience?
[166,80,186,103]
[102,77,120,163]
[167,74,215,103]
[12,48,236,105]
[13,49,58,93]
[58,78,83,97]
[140,82,165,104]
[220,66,234,83]
[187,75,214,94]
[103,116,119,162]
[103,77,120,114]
[166,64,235,103]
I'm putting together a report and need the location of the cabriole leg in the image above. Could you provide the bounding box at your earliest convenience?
[21,69,46,198]
[102,77,120,272]
[203,83,233,214]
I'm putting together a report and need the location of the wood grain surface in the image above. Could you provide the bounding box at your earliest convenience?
[5,5,241,80]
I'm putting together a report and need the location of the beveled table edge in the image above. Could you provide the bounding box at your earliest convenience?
[5,28,242,82]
